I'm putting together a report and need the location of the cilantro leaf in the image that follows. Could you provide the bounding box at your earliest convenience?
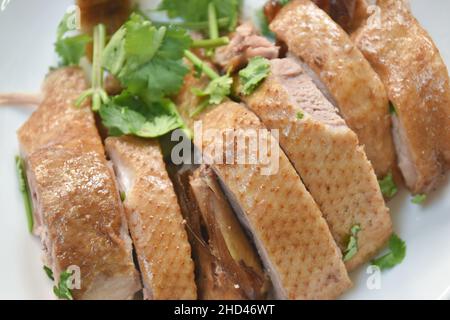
[103,14,192,99]
[99,91,183,138]
[412,194,427,205]
[15,156,33,233]
[378,172,398,198]
[56,10,77,40]
[296,111,304,120]
[372,234,406,271]
[43,266,54,281]
[193,75,233,105]
[55,34,91,66]
[239,57,271,96]
[55,10,90,66]
[53,270,73,300]
[343,225,361,262]
[158,0,240,31]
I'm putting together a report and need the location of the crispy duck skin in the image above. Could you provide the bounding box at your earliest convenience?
[265,0,368,32]
[105,136,197,300]
[270,0,397,179]
[17,68,140,300]
[170,165,269,300]
[312,0,369,32]
[352,0,450,193]
[175,86,351,298]
[242,57,392,270]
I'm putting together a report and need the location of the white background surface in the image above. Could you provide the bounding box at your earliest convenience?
[0,0,449,300]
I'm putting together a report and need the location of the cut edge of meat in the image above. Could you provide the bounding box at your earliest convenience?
[271,57,347,128]
[214,22,280,71]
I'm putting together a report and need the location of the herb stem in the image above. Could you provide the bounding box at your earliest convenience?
[208,3,219,40]
[15,156,34,233]
[183,50,219,80]
[191,36,229,49]
[207,3,219,57]
[151,17,230,30]
[190,99,210,117]
[91,24,107,111]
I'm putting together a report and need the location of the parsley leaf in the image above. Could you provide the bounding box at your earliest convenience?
[103,13,192,99]
[15,156,33,233]
[55,34,91,66]
[43,266,54,281]
[296,111,304,120]
[239,56,271,96]
[99,91,183,138]
[372,234,406,271]
[378,172,398,198]
[53,270,73,300]
[184,50,233,116]
[55,10,90,66]
[343,225,361,262]
[412,194,427,205]
[192,75,233,105]
[158,0,240,31]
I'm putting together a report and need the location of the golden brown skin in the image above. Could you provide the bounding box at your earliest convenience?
[17,68,140,300]
[18,68,99,156]
[312,0,369,33]
[353,0,450,193]
[270,0,397,179]
[188,101,352,300]
[105,136,197,300]
[242,58,392,270]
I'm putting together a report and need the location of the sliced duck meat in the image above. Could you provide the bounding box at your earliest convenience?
[77,0,132,34]
[214,22,280,71]
[170,165,269,300]
[264,0,368,32]
[352,0,450,193]
[105,136,197,300]
[270,0,397,179]
[241,57,392,270]
[175,86,351,298]
[17,68,140,300]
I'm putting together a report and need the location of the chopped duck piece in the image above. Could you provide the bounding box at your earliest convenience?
[77,0,132,34]
[241,57,393,270]
[17,68,140,300]
[105,136,197,300]
[264,0,368,32]
[312,0,369,32]
[270,0,397,179]
[214,22,280,71]
[176,98,351,299]
[352,0,450,193]
[18,69,100,158]
[170,165,269,300]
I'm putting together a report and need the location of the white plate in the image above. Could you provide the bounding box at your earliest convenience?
[0,0,449,300]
